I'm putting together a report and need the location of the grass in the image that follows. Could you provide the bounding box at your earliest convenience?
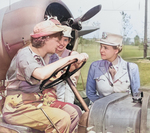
[76,42,150,91]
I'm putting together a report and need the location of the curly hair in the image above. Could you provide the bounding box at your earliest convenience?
[31,32,63,48]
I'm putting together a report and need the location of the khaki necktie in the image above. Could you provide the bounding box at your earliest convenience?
[109,63,116,79]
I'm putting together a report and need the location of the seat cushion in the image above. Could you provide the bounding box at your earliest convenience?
[0,115,43,133]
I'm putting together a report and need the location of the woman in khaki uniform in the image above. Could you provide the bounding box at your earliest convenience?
[2,19,88,133]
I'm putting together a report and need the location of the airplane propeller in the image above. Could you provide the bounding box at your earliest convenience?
[71,5,102,30]
[45,4,102,31]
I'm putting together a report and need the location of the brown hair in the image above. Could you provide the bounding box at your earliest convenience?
[31,32,63,48]
[112,46,122,54]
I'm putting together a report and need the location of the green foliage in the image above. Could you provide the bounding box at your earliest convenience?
[77,41,100,90]
[120,11,132,38]
[78,37,95,45]
[136,61,150,86]
[120,45,143,59]
[134,35,140,46]
[123,37,131,45]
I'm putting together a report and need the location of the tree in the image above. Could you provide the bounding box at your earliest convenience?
[124,37,131,45]
[120,11,132,44]
[134,35,140,46]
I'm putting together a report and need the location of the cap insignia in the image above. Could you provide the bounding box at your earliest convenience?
[102,32,107,39]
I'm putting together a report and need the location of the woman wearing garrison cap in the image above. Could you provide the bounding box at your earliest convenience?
[86,32,140,103]
[3,19,88,133]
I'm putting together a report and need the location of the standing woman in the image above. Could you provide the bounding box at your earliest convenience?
[86,32,140,103]
[45,25,80,104]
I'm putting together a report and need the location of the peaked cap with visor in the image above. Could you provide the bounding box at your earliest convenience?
[97,32,123,50]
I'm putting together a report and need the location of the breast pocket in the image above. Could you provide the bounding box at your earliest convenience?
[114,76,130,92]
[94,76,105,82]
[118,73,130,85]
[94,71,104,81]
[95,75,113,96]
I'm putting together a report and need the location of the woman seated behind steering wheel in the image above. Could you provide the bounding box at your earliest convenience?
[2,18,88,133]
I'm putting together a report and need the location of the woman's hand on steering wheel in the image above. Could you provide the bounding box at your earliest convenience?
[75,53,89,64]
[40,57,87,92]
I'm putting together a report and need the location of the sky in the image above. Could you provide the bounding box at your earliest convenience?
[62,0,150,40]
[0,0,150,40]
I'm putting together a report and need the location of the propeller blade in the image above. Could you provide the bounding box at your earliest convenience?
[75,5,102,22]
[78,26,100,37]
[81,5,102,22]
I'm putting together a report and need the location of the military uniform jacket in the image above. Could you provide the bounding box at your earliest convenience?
[86,57,140,102]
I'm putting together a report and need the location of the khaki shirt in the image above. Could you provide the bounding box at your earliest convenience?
[6,46,45,95]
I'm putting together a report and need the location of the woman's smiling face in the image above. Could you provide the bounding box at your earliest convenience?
[56,36,71,53]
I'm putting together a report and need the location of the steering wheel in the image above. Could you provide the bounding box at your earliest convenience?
[40,59,86,92]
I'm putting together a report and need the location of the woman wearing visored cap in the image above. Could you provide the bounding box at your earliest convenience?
[44,25,80,104]
[3,19,88,133]
[86,32,140,103]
